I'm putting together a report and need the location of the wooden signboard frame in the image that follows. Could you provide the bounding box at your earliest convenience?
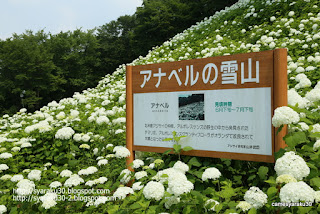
[126,49,287,166]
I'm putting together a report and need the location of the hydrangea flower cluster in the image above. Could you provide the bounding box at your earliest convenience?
[113,187,134,200]
[143,181,165,201]
[27,169,41,181]
[202,167,221,181]
[40,193,58,209]
[113,146,130,158]
[0,205,7,214]
[274,151,310,180]
[16,179,36,196]
[276,174,297,184]
[272,106,300,127]
[78,166,98,176]
[280,181,315,203]
[55,127,75,140]
[64,174,84,187]
[243,187,268,209]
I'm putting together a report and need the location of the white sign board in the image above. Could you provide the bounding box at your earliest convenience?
[134,88,272,155]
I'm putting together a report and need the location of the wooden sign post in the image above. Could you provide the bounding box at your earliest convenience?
[126,49,287,166]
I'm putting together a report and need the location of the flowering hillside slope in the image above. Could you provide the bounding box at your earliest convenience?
[1,0,320,213]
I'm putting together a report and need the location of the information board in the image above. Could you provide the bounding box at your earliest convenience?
[126,49,287,163]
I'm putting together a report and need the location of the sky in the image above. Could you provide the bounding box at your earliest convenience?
[0,0,143,40]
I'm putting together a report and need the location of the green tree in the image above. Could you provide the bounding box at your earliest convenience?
[0,30,56,113]
[48,29,102,99]
[132,0,190,55]
[97,15,136,75]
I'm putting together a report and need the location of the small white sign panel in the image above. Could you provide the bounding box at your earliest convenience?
[133,88,272,155]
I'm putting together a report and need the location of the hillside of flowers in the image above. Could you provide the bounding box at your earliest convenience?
[1,0,320,213]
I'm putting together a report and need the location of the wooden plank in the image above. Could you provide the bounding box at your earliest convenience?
[126,65,134,171]
[273,49,288,152]
[133,145,274,163]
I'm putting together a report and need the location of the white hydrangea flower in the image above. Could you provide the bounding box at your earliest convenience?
[78,166,98,176]
[202,167,221,181]
[10,174,24,182]
[94,196,111,206]
[113,187,134,200]
[60,170,73,177]
[236,201,252,212]
[113,146,130,158]
[23,169,31,173]
[132,182,144,191]
[96,116,110,125]
[101,100,111,106]
[94,177,108,184]
[40,193,57,209]
[153,168,184,183]
[55,127,75,140]
[280,181,315,203]
[79,144,90,149]
[16,179,36,195]
[274,151,310,180]
[49,181,62,188]
[73,133,82,142]
[135,171,148,180]
[106,144,113,148]
[295,74,311,89]
[85,180,96,187]
[244,187,267,209]
[0,152,12,159]
[149,163,155,169]
[44,162,52,167]
[173,161,189,173]
[313,140,320,151]
[306,89,320,102]
[106,154,115,158]
[115,129,125,134]
[56,112,65,120]
[112,117,126,124]
[276,174,297,184]
[0,205,7,214]
[97,159,108,166]
[81,134,90,142]
[132,159,144,168]
[314,191,320,203]
[272,106,299,127]
[70,110,79,118]
[120,169,132,184]
[11,147,21,152]
[0,164,9,171]
[27,170,41,181]
[20,142,32,148]
[0,174,12,180]
[204,199,219,211]
[143,181,165,201]
[311,124,320,133]
[93,148,99,155]
[287,89,309,108]
[298,122,309,131]
[64,174,84,187]
[167,173,194,196]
